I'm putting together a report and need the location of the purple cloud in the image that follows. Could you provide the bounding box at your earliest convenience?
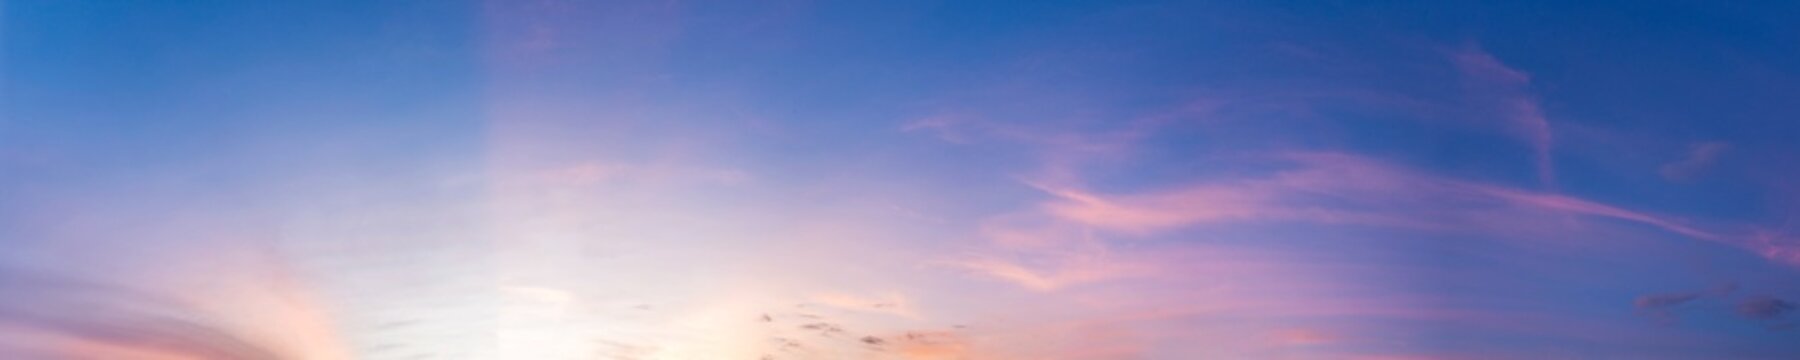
[1737,296,1796,320]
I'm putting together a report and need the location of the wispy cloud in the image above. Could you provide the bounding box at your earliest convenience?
[943,254,1146,292]
[958,144,1800,314]
[1660,142,1731,182]
[1736,296,1796,320]
[1634,283,1736,324]
[1270,327,1342,346]
[1452,46,1556,189]
[1636,292,1703,309]
[806,292,920,319]
[1027,151,1722,244]
[0,268,336,359]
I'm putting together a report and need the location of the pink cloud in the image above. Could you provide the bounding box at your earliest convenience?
[1452,46,1556,189]
[950,148,1761,303]
[1270,327,1342,346]
[943,252,1151,292]
[1451,48,1531,86]
[1746,230,1800,267]
[1003,150,1797,268]
[1032,182,1276,234]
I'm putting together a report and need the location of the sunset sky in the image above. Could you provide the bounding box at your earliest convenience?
[5,1,1800,359]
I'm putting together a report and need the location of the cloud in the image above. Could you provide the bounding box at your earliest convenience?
[1660,142,1730,182]
[1270,328,1341,346]
[1634,290,1708,324]
[1030,179,1284,234]
[1452,46,1556,189]
[897,41,1800,355]
[1031,152,1718,243]
[884,331,977,359]
[0,269,294,359]
[1635,292,1703,309]
[899,106,1184,187]
[944,255,1146,292]
[900,115,975,144]
[1736,296,1796,320]
[986,149,1800,276]
[1745,230,1800,268]
[806,292,919,319]
[1634,282,1737,320]
[1451,48,1531,86]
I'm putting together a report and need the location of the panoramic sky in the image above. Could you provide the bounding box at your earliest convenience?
[5,1,1800,359]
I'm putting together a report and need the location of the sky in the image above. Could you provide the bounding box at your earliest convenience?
[4,1,1800,359]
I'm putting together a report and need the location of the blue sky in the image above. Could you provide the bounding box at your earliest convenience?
[4,1,1800,359]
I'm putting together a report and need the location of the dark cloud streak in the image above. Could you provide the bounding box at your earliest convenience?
[1736,296,1795,320]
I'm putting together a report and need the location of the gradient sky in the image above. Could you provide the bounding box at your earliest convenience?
[5,1,1800,359]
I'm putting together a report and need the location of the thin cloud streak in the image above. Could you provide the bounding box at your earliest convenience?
[1453,46,1557,189]
[1016,151,1800,267]
[1661,142,1731,182]
[0,267,347,360]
